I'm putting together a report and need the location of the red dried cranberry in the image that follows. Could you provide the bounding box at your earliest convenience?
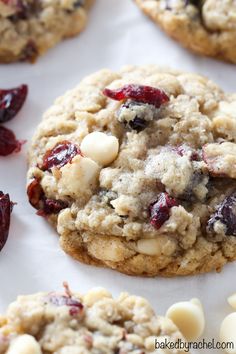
[27,178,44,209]
[0,192,13,251]
[103,84,169,108]
[37,198,68,217]
[149,192,178,229]
[41,141,80,171]
[0,126,24,156]
[207,194,236,236]
[69,307,82,316]
[0,84,28,123]
[46,294,84,316]
[27,178,67,215]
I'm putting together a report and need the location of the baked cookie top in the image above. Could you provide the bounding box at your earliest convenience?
[134,0,236,63]
[27,65,236,277]
[0,0,94,63]
[0,286,186,353]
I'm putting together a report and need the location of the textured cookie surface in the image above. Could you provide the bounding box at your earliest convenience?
[135,0,236,63]
[0,287,186,353]
[0,0,93,63]
[27,65,236,277]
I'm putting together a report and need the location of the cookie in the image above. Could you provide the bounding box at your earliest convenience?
[27,65,236,277]
[134,0,236,63]
[0,0,94,63]
[0,286,186,353]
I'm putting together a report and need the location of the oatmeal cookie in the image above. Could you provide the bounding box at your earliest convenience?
[27,65,236,276]
[134,0,236,63]
[0,286,186,353]
[0,0,94,63]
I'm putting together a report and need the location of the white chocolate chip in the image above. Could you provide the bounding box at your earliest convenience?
[80,132,119,166]
[220,313,236,353]
[58,155,100,198]
[166,298,205,341]
[135,237,176,257]
[6,335,42,354]
[136,239,162,256]
[228,294,236,310]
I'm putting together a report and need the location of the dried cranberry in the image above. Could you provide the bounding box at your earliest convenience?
[37,198,68,217]
[0,126,24,156]
[27,178,67,215]
[149,192,178,229]
[0,192,13,251]
[69,307,82,316]
[41,141,80,171]
[207,194,236,236]
[46,294,84,316]
[103,84,169,108]
[0,84,28,123]
[27,178,44,209]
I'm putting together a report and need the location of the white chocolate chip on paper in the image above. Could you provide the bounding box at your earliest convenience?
[228,294,236,310]
[166,298,205,341]
[220,313,236,354]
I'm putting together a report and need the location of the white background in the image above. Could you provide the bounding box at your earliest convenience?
[0,1,236,352]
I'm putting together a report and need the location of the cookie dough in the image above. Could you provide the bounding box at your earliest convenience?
[27,65,236,277]
[0,286,186,353]
[0,0,94,63]
[134,0,236,63]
